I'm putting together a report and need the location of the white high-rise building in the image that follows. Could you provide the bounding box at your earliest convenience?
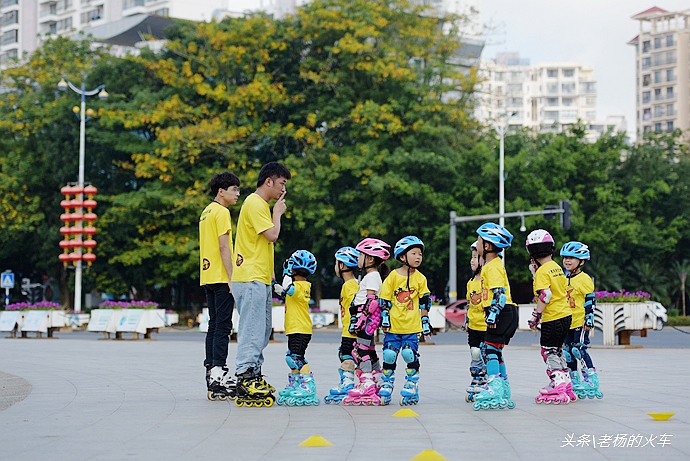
[476,53,626,141]
[628,7,690,138]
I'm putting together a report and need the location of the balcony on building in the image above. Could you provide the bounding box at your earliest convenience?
[123,0,146,16]
[1,0,17,12]
[580,82,596,94]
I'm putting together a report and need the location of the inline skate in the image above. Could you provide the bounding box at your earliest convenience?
[535,370,571,404]
[324,368,355,404]
[207,366,236,401]
[400,368,419,406]
[378,369,395,405]
[465,366,487,403]
[286,373,319,406]
[343,371,381,406]
[235,371,275,407]
[500,375,515,409]
[577,367,603,399]
[472,375,509,410]
[277,373,299,405]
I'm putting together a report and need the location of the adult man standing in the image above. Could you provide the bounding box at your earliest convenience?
[200,172,241,400]
[233,162,291,402]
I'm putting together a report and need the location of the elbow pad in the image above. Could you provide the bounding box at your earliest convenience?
[538,288,552,304]
[419,293,431,311]
[491,288,507,310]
[584,293,596,315]
[281,274,295,296]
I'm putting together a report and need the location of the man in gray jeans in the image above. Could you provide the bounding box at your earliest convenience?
[232,162,291,396]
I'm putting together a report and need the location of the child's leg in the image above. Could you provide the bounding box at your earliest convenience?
[400,334,420,405]
[563,328,578,372]
[380,333,400,399]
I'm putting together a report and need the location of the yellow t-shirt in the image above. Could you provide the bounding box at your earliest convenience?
[480,257,513,309]
[566,271,595,329]
[199,201,232,285]
[466,275,486,331]
[379,269,430,335]
[533,260,571,323]
[232,193,275,285]
[284,281,312,335]
[340,278,359,339]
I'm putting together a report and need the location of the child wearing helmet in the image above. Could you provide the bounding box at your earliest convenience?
[560,241,603,399]
[343,238,391,406]
[273,250,319,406]
[377,236,431,406]
[324,246,361,404]
[464,241,488,403]
[470,223,518,410]
[525,229,574,404]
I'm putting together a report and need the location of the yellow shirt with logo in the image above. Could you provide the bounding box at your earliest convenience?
[379,269,430,335]
[232,193,275,285]
[466,275,486,331]
[566,271,595,329]
[533,260,571,323]
[285,281,312,335]
[199,201,232,285]
[480,257,513,309]
[340,278,359,339]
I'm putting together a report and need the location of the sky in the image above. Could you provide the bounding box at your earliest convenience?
[176,0,690,138]
[480,0,690,138]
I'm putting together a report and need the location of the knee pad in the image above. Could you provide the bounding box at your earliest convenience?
[470,346,482,362]
[485,343,503,363]
[382,347,398,365]
[541,346,562,373]
[285,350,306,372]
[563,344,573,363]
[401,346,418,364]
[572,343,584,360]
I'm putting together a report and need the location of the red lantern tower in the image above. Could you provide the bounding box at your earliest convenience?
[59,184,97,267]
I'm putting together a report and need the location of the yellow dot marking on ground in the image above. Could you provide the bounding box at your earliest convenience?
[410,449,449,461]
[647,412,675,421]
[299,435,333,447]
[393,408,419,417]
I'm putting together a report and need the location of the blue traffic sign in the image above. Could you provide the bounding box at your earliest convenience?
[1,272,15,289]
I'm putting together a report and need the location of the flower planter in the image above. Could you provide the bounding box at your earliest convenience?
[18,310,66,338]
[88,308,165,339]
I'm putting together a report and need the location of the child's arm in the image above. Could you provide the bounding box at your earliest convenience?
[584,292,596,331]
[272,260,295,300]
[419,293,432,339]
[528,288,551,331]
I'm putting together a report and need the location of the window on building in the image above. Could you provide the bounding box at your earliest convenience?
[654,37,662,49]
[544,111,559,120]
[581,82,596,93]
[507,98,523,106]
[562,98,573,106]
[666,34,674,47]
[561,110,577,120]
[1,29,18,45]
[507,83,522,93]
[655,88,662,100]
[57,16,72,31]
[0,48,18,62]
[547,69,558,78]
[547,97,558,106]
[153,7,169,16]
[654,105,664,117]
[642,74,651,86]
[655,122,662,132]
[642,57,651,69]
[666,104,674,116]
[563,68,574,77]
[666,69,674,82]
[496,86,503,95]
[2,9,18,26]
[0,0,19,7]
[666,51,675,64]
[495,72,504,81]
[123,0,145,8]
[585,97,596,106]
[643,108,651,121]
[654,71,662,83]
[80,5,103,24]
[667,87,674,98]
[643,41,650,52]
[547,83,558,94]
[562,82,575,94]
[585,111,596,120]
[667,121,674,131]
[653,53,663,66]
[642,91,651,103]
[643,125,651,133]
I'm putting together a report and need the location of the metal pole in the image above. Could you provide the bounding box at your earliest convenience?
[5,287,9,307]
[74,82,86,313]
[449,211,457,303]
[499,128,505,229]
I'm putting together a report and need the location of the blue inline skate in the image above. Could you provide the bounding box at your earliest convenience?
[465,366,487,403]
[472,375,509,410]
[501,375,515,409]
[287,373,319,406]
[577,367,603,399]
[399,369,419,406]
[378,369,395,405]
[277,373,299,405]
[324,368,355,404]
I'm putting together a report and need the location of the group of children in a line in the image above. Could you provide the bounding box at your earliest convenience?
[271,222,602,409]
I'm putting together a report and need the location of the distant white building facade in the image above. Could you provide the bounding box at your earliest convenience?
[628,7,689,139]
[476,52,626,141]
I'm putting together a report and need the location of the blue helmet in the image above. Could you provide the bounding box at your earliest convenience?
[476,223,513,249]
[394,236,424,261]
[560,241,590,260]
[289,250,317,275]
[335,246,360,268]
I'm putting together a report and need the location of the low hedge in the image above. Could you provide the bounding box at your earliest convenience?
[667,316,690,327]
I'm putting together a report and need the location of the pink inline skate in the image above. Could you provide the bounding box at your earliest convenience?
[535,370,571,404]
[343,370,382,406]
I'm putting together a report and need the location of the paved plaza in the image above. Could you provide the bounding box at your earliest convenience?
[0,328,688,461]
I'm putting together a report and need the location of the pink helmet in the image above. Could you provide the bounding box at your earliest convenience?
[525,229,554,246]
[356,238,391,260]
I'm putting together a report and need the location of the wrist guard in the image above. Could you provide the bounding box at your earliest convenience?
[585,312,594,328]
[380,298,392,329]
[528,309,542,329]
[421,315,431,336]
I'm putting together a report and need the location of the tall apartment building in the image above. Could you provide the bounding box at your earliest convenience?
[0,0,184,64]
[476,53,626,140]
[628,7,689,138]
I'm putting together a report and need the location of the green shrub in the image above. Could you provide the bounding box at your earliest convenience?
[667,316,690,326]
[667,308,680,317]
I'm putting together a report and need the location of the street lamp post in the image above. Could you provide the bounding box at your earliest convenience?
[491,110,515,230]
[58,77,108,312]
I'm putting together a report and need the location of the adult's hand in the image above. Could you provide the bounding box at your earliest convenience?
[273,190,287,216]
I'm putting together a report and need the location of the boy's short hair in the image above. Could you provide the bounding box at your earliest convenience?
[210,172,240,196]
[293,268,311,278]
[257,162,292,188]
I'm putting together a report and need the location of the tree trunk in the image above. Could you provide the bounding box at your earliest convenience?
[59,266,72,311]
